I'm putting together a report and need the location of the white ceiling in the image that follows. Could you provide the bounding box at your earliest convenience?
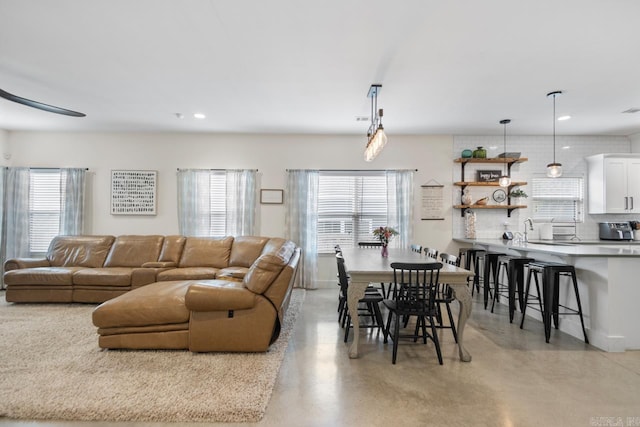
[1,0,640,137]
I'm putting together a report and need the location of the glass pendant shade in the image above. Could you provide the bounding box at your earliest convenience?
[498,175,511,187]
[546,162,563,178]
[364,126,387,162]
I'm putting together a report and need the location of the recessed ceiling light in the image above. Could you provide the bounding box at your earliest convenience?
[193,113,206,119]
[355,116,369,122]
[557,115,571,121]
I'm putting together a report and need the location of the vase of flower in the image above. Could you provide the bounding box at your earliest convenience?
[373,226,398,257]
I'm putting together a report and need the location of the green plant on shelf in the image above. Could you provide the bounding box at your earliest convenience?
[509,189,528,198]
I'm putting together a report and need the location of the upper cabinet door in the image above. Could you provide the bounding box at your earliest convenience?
[603,157,629,213]
[628,158,640,213]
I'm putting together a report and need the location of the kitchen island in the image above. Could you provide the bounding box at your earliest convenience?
[454,238,640,352]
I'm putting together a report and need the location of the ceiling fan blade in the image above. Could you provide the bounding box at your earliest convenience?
[0,88,86,117]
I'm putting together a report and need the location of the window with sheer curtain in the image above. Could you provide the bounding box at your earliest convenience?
[177,169,256,236]
[316,170,413,253]
[1,168,86,258]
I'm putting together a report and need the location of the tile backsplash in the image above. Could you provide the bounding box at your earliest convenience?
[453,135,636,240]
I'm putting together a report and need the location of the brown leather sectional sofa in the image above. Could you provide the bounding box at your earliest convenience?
[3,234,301,352]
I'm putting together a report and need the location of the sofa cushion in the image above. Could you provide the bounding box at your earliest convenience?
[4,266,85,286]
[73,267,135,287]
[158,235,186,263]
[103,235,164,268]
[47,235,115,268]
[178,236,233,268]
[243,240,296,294]
[228,236,270,268]
[93,281,192,329]
[157,267,219,281]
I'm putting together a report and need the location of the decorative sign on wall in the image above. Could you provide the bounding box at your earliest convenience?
[110,170,157,215]
[421,181,445,220]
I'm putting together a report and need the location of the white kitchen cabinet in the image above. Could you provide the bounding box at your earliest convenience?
[586,154,640,214]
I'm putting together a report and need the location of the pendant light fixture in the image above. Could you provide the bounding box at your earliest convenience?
[546,90,563,178]
[364,84,387,162]
[498,119,512,187]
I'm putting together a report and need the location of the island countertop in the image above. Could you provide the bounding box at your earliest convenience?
[454,237,640,352]
[453,238,640,257]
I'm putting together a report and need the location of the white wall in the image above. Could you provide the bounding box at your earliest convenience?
[7,131,455,287]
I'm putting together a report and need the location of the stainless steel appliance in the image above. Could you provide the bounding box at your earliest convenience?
[598,222,633,240]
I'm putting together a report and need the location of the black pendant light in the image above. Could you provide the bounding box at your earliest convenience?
[498,119,511,187]
[546,91,562,177]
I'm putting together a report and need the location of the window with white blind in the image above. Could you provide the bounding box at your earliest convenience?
[29,169,62,253]
[207,172,227,235]
[531,176,584,222]
[317,171,392,253]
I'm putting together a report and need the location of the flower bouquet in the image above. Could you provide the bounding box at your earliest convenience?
[373,226,398,257]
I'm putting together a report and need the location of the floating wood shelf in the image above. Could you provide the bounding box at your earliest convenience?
[453,204,527,217]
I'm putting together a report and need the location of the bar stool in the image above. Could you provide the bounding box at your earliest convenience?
[520,261,589,344]
[476,250,505,309]
[492,256,535,322]
[458,248,485,295]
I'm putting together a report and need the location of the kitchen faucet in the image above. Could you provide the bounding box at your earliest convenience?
[523,218,534,242]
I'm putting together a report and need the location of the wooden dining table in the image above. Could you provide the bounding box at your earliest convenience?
[340,247,475,362]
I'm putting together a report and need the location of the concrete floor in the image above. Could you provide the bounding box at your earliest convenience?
[2,288,640,427]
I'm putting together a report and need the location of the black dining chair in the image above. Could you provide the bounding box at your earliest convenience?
[436,253,459,342]
[410,244,423,254]
[424,247,439,259]
[357,241,389,297]
[337,254,385,342]
[358,241,383,248]
[383,262,444,365]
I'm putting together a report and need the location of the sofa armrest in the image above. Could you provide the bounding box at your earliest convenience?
[185,281,256,311]
[3,258,50,272]
[141,261,177,268]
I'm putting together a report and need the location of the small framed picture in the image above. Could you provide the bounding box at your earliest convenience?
[260,189,284,204]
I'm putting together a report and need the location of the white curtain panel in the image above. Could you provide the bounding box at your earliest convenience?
[386,170,414,249]
[177,169,212,236]
[60,168,87,235]
[285,170,319,289]
[225,169,256,236]
[2,168,31,270]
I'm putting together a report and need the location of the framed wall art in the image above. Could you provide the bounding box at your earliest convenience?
[260,189,284,204]
[110,170,157,215]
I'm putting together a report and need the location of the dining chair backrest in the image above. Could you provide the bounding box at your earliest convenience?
[424,247,439,259]
[439,252,459,267]
[335,254,350,294]
[358,242,383,248]
[410,244,423,254]
[389,262,442,312]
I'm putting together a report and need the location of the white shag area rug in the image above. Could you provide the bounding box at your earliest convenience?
[0,289,305,423]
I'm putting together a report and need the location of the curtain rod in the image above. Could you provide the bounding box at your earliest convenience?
[27,167,89,170]
[177,168,258,171]
[285,169,418,172]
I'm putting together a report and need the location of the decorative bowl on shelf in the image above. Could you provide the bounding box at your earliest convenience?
[475,197,489,205]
